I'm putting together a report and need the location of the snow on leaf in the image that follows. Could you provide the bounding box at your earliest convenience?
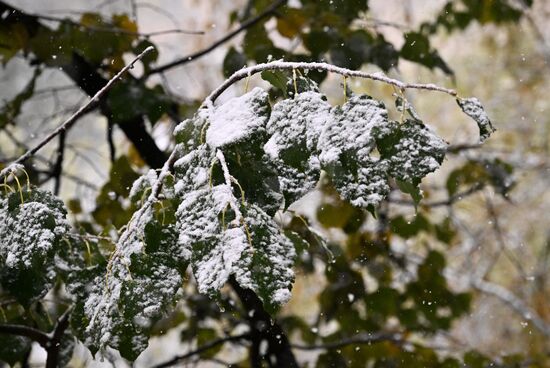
[173,144,215,195]
[174,114,206,153]
[176,184,295,312]
[318,94,389,165]
[457,97,495,143]
[72,197,184,360]
[234,204,295,313]
[374,119,447,185]
[129,169,158,203]
[205,87,270,149]
[264,91,331,206]
[0,188,70,305]
[318,95,392,208]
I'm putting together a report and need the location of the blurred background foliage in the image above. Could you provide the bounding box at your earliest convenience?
[0,0,549,366]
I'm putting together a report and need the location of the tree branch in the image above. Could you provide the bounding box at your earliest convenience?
[230,278,298,368]
[52,130,66,195]
[472,278,550,338]
[388,183,485,208]
[152,333,250,368]
[16,9,203,36]
[147,0,287,75]
[2,46,155,172]
[45,307,72,368]
[205,61,458,104]
[291,331,404,351]
[0,324,50,347]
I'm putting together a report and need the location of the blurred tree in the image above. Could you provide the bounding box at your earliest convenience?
[0,0,548,367]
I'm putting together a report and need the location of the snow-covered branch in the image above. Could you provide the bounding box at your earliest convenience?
[206,61,458,104]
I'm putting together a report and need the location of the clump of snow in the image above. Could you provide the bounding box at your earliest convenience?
[205,87,270,148]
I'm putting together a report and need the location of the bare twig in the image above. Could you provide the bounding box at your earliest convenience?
[0,324,50,347]
[23,11,203,36]
[388,183,484,208]
[152,333,250,368]
[291,332,404,351]
[1,46,155,176]
[472,278,550,338]
[53,131,66,195]
[147,0,287,75]
[205,61,458,104]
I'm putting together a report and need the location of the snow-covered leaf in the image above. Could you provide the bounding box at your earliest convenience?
[264,91,330,206]
[457,97,495,143]
[318,95,392,208]
[374,119,447,185]
[173,144,215,195]
[176,185,295,313]
[204,87,270,149]
[68,202,185,360]
[236,204,295,313]
[0,188,70,305]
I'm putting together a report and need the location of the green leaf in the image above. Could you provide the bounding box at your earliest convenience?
[176,185,295,313]
[400,32,453,75]
[374,119,447,186]
[390,213,432,238]
[70,251,183,360]
[312,0,369,21]
[68,193,185,360]
[396,179,423,208]
[276,8,307,38]
[318,94,392,208]
[0,22,30,64]
[261,70,288,96]
[0,188,70,306]
[223,47,247,78]
[107,80,171,124]
[204,87,270,149]
[457,97,496,143]
[264,89,330,206]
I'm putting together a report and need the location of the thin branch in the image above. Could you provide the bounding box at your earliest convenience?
[484,195,527,279]
[23,11,203,36]
[1,46,155,175]
[147,0,287,75]
[45,307,72,368]
[446,143,483,153]
[205,61,458,104]
[107,121,116,163]
[152,333,250,368]
[472,278,550,338]
[292,332,404,351]
[0,324,50,347]
[388,183,484,208]
[53,131,66,195]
